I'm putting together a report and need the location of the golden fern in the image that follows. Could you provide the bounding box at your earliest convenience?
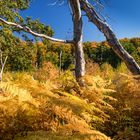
[0,82,32,102]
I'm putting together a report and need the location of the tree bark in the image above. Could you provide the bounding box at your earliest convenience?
[80,0,140,75]
[69,0,85,83]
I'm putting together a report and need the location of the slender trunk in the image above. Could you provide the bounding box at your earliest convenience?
[69,0,85,83]
[59,50,62,76]
[0,50,8,82]
[80,0,140,75]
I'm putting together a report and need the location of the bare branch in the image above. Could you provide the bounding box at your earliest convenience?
[48,0,65,6]
[0,18,73,43]
[80,0,140,75]
[48,0,59,6]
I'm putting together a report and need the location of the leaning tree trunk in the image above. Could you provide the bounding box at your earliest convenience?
[69,0,85,84]
[80,0,140,75]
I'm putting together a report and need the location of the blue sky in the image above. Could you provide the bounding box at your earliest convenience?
[20,0,140,42]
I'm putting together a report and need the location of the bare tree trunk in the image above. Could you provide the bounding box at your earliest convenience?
[80,0,140,75]
[59,50,62,76]
[69,0,85,84]
[0,50,8,82]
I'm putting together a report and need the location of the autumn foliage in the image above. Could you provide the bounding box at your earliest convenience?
[0,62,140,140]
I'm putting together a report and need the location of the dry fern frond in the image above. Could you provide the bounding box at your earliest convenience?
[0,82,31,101]
[0,72,113,140]
[14,130,111,140]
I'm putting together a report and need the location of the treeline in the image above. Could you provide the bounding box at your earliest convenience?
[84,38,140,68]
[0,29,140,71]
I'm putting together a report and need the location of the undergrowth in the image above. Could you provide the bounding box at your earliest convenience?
[0,62,139,140]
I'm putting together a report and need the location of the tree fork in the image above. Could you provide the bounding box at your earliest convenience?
[80,0,140,75]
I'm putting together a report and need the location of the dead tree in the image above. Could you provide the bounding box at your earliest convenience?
[0,0,140,84]
[80,0,140,75]
[69,0,85,84]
